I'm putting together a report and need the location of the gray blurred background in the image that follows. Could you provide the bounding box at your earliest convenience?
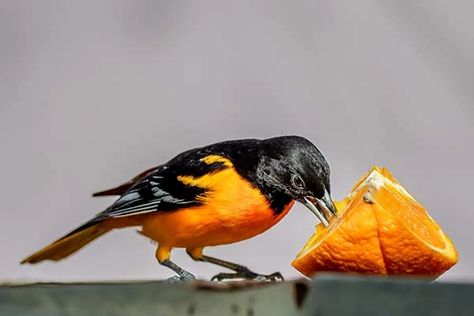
[1,0,472,282]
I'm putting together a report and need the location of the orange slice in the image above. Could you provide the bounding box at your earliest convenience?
[292,166,458,277]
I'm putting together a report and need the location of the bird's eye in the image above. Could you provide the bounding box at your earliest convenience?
[291,174,305,190]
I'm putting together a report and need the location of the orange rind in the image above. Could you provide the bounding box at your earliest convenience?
[292,166,458,277]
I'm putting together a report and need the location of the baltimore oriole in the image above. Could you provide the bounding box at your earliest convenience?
[21,136,337,281]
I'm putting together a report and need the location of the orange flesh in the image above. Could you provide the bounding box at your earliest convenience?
[292,166,458,277]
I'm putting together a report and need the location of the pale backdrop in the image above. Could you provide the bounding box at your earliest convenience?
[1,0,472,282]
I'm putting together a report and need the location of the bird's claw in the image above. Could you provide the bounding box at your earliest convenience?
[166,273,196,283]
[253,272,284,282]
[211,267,284,282]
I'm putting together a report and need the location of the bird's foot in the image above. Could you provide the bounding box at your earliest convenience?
[211,267,284,282]
[166,272,196,283]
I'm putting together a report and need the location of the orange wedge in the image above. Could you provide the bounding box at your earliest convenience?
[292,166,458,277]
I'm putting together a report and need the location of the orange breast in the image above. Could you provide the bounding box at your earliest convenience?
[140,157,294,248]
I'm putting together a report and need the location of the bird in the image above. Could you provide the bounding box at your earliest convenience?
[21,135,337,282]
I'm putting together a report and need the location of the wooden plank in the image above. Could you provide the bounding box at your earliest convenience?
[304,274,474,316]
[0,280,301,316]
[1,274,474,316]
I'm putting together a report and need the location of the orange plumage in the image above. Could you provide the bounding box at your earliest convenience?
[141,159,294,260]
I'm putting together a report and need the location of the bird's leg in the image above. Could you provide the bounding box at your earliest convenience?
[156,246,195,283]
[187,248,283,282]
[160,260,196,283]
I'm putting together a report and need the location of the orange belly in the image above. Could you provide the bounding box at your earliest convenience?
[140,164,295,248]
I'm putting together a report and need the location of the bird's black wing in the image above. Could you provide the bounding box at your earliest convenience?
[96,146,244,219]
[98,167,201,219]
[92,138,262,221]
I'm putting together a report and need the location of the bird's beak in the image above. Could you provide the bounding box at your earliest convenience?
[299,189,338,227]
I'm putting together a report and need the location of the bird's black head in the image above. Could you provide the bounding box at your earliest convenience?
[256,136,337,226]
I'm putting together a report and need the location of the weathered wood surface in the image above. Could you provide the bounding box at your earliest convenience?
[1,274,473,316]
[0,280,300,316]
[304,274,474,316]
